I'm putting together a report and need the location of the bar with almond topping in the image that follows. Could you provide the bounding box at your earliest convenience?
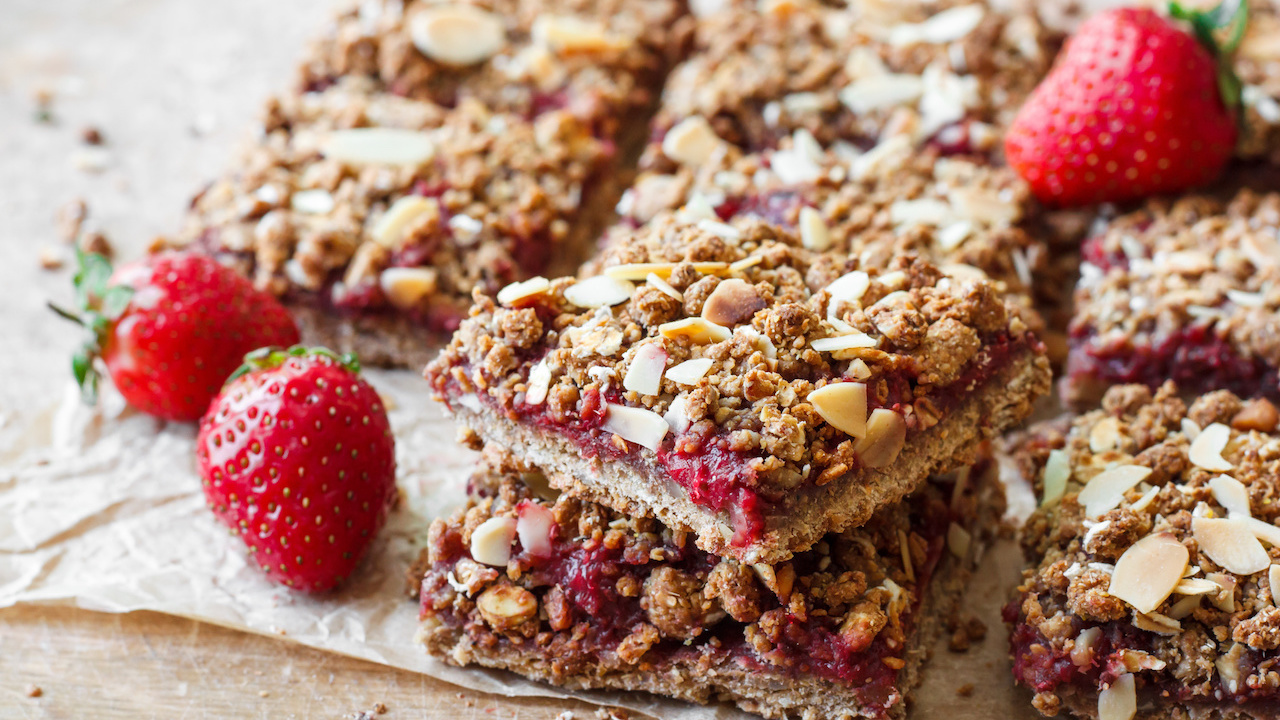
[425,215,1050,564]
[1006,382,1280,720]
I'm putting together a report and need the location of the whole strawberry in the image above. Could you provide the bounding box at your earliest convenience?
[196,346,396,593]
[1005,3,1247,207]
[52,250,300,421]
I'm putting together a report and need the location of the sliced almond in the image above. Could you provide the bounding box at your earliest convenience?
[839,73,925,113]
[1189,422,1233,472]
[470,516,518,567]
[702,278,766,327]
[1167,593,1203,619]
[291,189,335,215]
[476,584,537,628]
[623,343,667,396]
[605,261,728,281]
[1208,572,1238,611]
[1181,417,1202,440]
[728,254,762,273]
[524,360,552,406]
[409,5,506,66]
[665,358,714,386]
[825,270,871,310]
[646,273,682,300]
[564,275,634,309]
[515,502,555,557]
[379,267,438,309]
[1071,627,1102,667]
[320,128,436,166]
[371,196,438,248]
[854,408,907,468]
[811,333,878,352]
[799,206,832,251]
[1133,611,1182,635]
[532,14,631,54]
[496,276,551,306]
[1173,577,1221,596]
[1089,416,1122,453]
[1270,565,1280,605]
[1041,449,1071,507]
[1077,465,1152,518]
[663,395,691,434]
[1209,474,1252,518]
[658,317,732,344]
[947,522,972,559]
[1192,516,1272,575]
[661,116,724,166]
[808,382,868,439]
[1241,516,1280,546]
[602,403,669,451]
[1108,531,1188,614]
[889,4,986,47]
[1097,673,1136,720]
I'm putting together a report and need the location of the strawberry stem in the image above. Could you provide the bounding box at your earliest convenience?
[1170,0,1248,111]
[50,249,134,405]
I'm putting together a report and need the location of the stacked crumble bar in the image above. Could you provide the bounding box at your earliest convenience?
[1007,383,1280,719]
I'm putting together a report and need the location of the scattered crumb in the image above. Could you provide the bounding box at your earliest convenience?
[78,231,114,259]
[25,685,43,698]
[957,683,975,697]
[39,246,65,270]
[70,147,111,173]
[147,235,171,254]
[373,703,388,714]
[33,88,54,124]
[947,613,988,652]
[55,198,88,243]
[259,690,270,698]
[80,126,104,145]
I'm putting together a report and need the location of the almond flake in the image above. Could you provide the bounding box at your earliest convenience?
[1129,485,1160,513]
[646,273,683,300]
[379,267,437,310]
[658,317,732,344]
[623,343,667,396]
[1226,288,1266,307]
[470,516,517,567]
[1041,449,1071,507]
[1078,465,1152,518]
[1181,417,1202,440]
[854,408,907,468]
[516,502,555,557]
[1210,475,1252,518]
[889,5,985,47]
[496,276,551,305]
[372,196,438,248]
[525,361,551,405]
[564,275,634,309]
[811,333,878,352]
[661,116,724,166]
[1167,593,1203,619]
[799,206,832,251]
[1240,516,1280,546]
[947,522,972,559]
[1193,517,1271,575]
[770,146,823,184]
[605,261,728,281]
[320,128,437,166]
[1071,627,1102,667]
[666,358,714,386]
[890,198,954,227]
[1089,416,1122,452]
[1133,611,1182,635]
[1189,422,1233,472]
[808,382,869,438]
[290,189,335,214]
[1208,573,1238,611]
[663,395,691,434]
[1270,565,1280,605]
[697,219,742,241]
[838,73,925,113]
[825,270,871,310]
[1173,578,1220,596]
[532,15,631,54]
[1097,672,1136,720]
[602,403,669,451]
[936,221,973,251]
[409,5,506,66]
[1108,531,1187,614]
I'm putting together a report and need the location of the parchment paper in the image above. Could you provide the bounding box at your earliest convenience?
[0,0,1050,717]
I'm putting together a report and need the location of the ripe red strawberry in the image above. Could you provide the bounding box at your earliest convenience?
[51,250,300,421]
[196,346,397,593]
[1005,3,1247,207]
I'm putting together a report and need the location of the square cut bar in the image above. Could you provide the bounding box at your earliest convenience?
[415,448,1002,720]
[1064,190,1280,408]
[1006,382,1280,720]
[174,0,687,368]
[646,0,1059,159]
[425,215,1050,563]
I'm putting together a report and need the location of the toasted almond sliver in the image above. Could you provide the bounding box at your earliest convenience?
[1189,422,1234,472]
[496,276,551,305]
[1077,465,1153,518]
[1270,565,1280,605]
[1193,516,1272,575]
[605,262,729,281]
[563,275,634,309]
[853,408,907,468]
[1167,593,1203,619]
[1173,577,1221,596]
[646,273,682,300]
[661,116,724,166]
[799,206,832,251]
[1041,449,1071,507]
[470,516,518,567]
[1089,416,1122,453]
[665,358,714,386]
[825,270,871,309]
[380,267,438,309]
[524,360,551,406]
[1181,417,1202,440]
[808,382,869,439]
[622,343,667,396]
[1241,515,1280,546]
[533,14,631,54]
[947,522,972,559]
[1210,474,1252,518]
[1097,673,1136,720]
[658,317,732,344]
[889,4,986,47]
[811,333,878,352]
[320,128,437,166]
[409,5,506,66]
[602,403,669,451]
[1108,531,1188,614]
[291,189,335,215]
[372,196,437,248]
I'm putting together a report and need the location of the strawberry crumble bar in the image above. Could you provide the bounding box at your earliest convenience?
[1065,190,1280,407]
[415,448,1002,720]
[425,215,1050,563]
[174,0,687,367]
[1006,382,1280,719]
[648,0,1059,158]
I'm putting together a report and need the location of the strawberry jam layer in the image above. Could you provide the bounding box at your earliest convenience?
[1006,611,1280,706]
[1067,325,1280,402]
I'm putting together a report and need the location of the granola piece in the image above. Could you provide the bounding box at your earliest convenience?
[1065,190,1280,407]
[426,215,1050,563]
[1007,382,1280,719]
[417,448,1002,720]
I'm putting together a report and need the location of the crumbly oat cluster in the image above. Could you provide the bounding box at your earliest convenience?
[649,0,1058,155]
[1067,190,1280,404]
[428,214,1036,502]
[1009,383,1280,716]
[1234,2,1280,164]
[418,448,980,683]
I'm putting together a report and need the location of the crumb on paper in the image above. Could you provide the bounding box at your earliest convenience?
[55,198,88,243]
[33,87,54,124]
[259,690,269,698]
[957,683,975,697]
[39,246,65,270]
[25,685,43,698]
[947,613,988,652]
[78,231,114,259]
[346,702,388,719]
[80,126,104,145]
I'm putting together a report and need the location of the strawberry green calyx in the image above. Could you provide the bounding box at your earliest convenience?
[48,249,135,403]
[228,345,362,384]
[1170,0,1248,113]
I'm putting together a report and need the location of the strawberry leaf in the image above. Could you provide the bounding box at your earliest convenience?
[72,350,99,404]
[1170,0,1247,111]
[74,249,114,307]
[100,285,135,320]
